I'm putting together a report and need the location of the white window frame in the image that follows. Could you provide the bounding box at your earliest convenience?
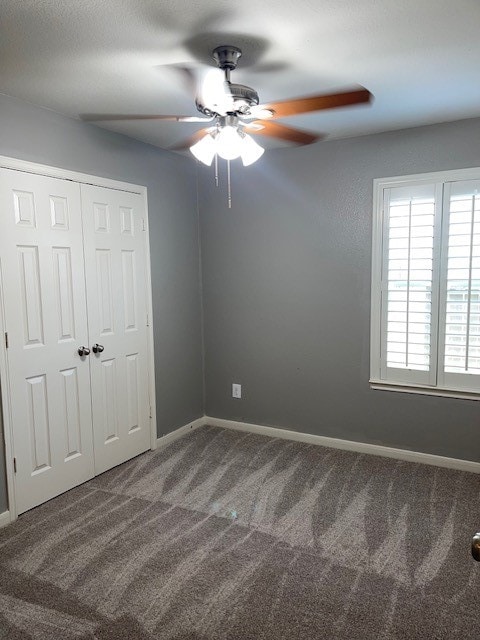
[370,167,480,400]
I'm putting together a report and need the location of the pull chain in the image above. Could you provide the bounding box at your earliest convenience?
[211,155,233,208]
[227,160,232,208]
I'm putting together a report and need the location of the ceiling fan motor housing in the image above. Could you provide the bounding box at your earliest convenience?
[196,46,260,117]
[229,83,259,111]
[196,83,259,117]
[212,45,242,70]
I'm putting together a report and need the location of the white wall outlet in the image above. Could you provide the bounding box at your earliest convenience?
[232,383,242,399]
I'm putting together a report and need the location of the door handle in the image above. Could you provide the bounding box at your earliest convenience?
[472,532,480,561]
[92,343,104,354]
[78,346,90,357]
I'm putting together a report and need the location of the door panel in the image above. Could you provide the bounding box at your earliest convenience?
[0,169,95,514]
[81,185,150,475]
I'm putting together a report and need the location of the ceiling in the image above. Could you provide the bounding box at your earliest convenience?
[2,0,480,154]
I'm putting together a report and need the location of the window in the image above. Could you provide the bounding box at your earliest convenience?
[371,169,480,398]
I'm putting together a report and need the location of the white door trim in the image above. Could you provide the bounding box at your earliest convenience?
[142,189,158,452]
[0,156,157,522]
[0,510,12,529]
[0,266,17,521]
[0,156,145,194]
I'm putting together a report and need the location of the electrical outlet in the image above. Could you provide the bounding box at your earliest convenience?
[232,383,242,399]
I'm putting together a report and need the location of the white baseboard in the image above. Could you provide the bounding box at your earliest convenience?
[156,417,206,449]
[205,416,480,474]
[0,510,11,529]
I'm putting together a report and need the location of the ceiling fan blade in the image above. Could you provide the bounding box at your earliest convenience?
[171,64,198,98]
[169,128,213,151]
[263,88,372,119]
[153,63,204,100]
[82,113,211,123]
[244,121,322,146]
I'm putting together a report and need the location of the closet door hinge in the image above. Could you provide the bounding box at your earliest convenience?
[146,313,149,327]
[142,218,146,232]
[4,332,8,349]
[149,405,152,419]
[13,457,16,473]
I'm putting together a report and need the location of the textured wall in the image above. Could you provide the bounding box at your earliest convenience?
[0,93,204,513]
[199,117,480,462]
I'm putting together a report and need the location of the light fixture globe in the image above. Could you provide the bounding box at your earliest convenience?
[216,126,243,160]
[190,133,217,166]
[240,134,264,166]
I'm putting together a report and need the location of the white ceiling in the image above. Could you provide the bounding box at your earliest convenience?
[2,0,480,153]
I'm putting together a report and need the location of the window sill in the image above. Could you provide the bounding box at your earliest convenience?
[369,380,480,401]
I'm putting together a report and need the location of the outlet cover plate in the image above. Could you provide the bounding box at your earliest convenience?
[232,383,242,399]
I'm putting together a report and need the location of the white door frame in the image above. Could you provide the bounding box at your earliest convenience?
[0,155,158,523]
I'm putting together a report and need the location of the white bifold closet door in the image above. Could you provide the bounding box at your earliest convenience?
[81,184,150,475]
[0,170,151,515]
[0,170,95,514]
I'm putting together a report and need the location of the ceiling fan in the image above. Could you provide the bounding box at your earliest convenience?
[84,45,373,167]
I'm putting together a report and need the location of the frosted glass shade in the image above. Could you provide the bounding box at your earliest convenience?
[216,126,243,160]
[240,134,265,166]
[190,134,217,165]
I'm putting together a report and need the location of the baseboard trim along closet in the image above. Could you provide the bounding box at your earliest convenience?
[156,417,205,449]
[204,416,480,474]
[0,510,11,529]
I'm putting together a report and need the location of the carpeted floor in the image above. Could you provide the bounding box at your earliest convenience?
[1,425,480,639]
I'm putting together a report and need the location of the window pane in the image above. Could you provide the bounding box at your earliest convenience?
[388,311,407,322]
[410,248,433,260]
[448,234,471,246]
[389,248,409,260]
[409,301,431,313]
[384,191,435,373]
[450,210,474,224]
[449,245,473,258]
[442,191,480,375]
[450,198,473,213]
[389,259,409,270]
[410,269,433,280]
[389,227,410,239]
[410,226,433,238]
[389,238,409,250]
[410,236,433,249]
[390,216,410,228]
[408,333,430,344]
[388,301,407,312]
[408,290,432,302]
[448,222,473,236]
[448,257,471,269]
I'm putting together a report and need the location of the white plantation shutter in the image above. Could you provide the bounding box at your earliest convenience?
[372,171,480,397]
[380,184,440,386]
[438,181,480,392]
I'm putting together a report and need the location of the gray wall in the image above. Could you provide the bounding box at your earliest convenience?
[199,117,480,462]
[3,94,480,515]
[0,93,204,512]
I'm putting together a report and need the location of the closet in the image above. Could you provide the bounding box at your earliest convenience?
[0,165,154,515]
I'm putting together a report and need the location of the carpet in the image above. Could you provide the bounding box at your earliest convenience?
[1,425,480,639]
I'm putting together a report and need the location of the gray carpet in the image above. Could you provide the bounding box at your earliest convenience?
[1,425,480,639]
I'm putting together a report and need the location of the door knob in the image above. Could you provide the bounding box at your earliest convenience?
[78,346,90,357]
[472,532,480,561]
[92,343,104,354]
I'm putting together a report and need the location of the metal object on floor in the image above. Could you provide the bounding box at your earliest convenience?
[472,532,480,561]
